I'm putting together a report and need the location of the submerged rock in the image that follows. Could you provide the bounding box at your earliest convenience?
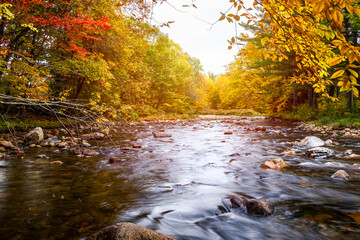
[230,196,274,217]
[260,158,287,170]
[224,131,233,135]
[25,127,43,144]
[87,222,176,240]
[296,136,325,149]
[331,170,350,181]
[281,149,296,155]
[108,157,122,164]
[82,132,105,140]
[306,147,335,158]
[152,131,172,138]
[255,126,266,131]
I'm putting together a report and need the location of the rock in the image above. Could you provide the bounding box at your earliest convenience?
[159,129,165,132]
[0,146,6,152]
[224,131,233,135]
[281,149,296,155]
[305,147,335,158]
[273,130,281,134]
[255,126,266,131]
[87,222,176,240]
[344,149,353,156]
[37,154,49,159]
[132,145,142,149]
[331,170,350,181]
[43,137,61,144]
[82,140,91,147]
[345,154,360,159]
[50,161,63,165]
[69,148,82,155]
[108,157,122,164]
[0,140,14,149]
[297,136,325,149]
[25,127,43,144]
[82,132,105,140]
[344,132,352,137]
[57,142,68,148]
[83,149,99,156]
[152,131,172,138]
[53,149,60,153]
[230,196,274,217]
[0,152,5,159]
[29,144,36,148]
[260,158,287,170]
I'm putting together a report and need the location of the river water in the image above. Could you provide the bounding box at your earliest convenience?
[1,116,360,239]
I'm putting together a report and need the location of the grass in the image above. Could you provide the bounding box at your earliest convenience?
[0,119,62,132]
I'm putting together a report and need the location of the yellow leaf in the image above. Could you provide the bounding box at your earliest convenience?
[350,75,357,84]
[331,69,345,79]
[353,87,359,97]
[219,14,225,21]
[313,1,325,16]
[337,81,344,86]
[346,3,354,15]
[348,69,358,78]
[328,56,343,66]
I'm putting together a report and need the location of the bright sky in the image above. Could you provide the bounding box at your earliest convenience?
[152,0,252,75]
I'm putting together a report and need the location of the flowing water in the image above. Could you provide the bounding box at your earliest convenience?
[1,116,360,239]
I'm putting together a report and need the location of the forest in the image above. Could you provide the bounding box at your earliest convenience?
[1,0,360,125]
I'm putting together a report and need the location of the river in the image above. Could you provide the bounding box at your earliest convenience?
[0,116,360,239]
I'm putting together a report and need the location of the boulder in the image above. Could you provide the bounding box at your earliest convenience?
[57,142,68,148]
[25,127,43,144]
[296,136,325,149]
[230,196,274,217]
[331,170,350,181]
[260,158,287,170]
[152,131,172,138]
[83,149,99,156]
[305,147,335,158]
[0,146,6,152]
[87,222,176,240]
[281,149,296,155]
[37,154,49,159]
[0,140,14,149]
[108,157,122,164]
[82,132,105,140]
[255,126,266,131]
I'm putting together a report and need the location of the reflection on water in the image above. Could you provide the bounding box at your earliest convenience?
[1,117,360,239]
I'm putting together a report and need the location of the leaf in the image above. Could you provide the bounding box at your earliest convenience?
[328,56,343,66]
[348,69,358,78]
[353,87,359,97]
[330,69,345,79]
[219,14,225,21]
[234,15,240,21]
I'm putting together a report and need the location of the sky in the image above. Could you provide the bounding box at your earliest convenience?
[152,0,252,75]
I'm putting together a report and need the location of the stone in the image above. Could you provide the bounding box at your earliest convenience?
[108,157,122,164]
[87,222,176,240]
[82,132,105,140]
[152,131,172,138]
[37,154,49,159]
[0,146,6,152]
[25,127,43,144]
[82,140,91,147]
[230,196,274,217]
[83,149,99,156]
[43,137,61,144]
[344,132,352,137]
[224,131,233,135]
[0,140,14,149]
[0,152,5,159]
[50,161,63,165]
[345,154,360,159]
[331,170,350,181]
[306,147,335,158]
[132,145,142,149]
[57,142,68,148]
[29,144,36,148]
[297,136,325,149]
[69,148,82,155]
[344,149,353,156]
[255,126,266,131]
[281,149,296,155]
[260,158,287,170]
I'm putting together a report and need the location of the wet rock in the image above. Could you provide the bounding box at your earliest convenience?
[159,129,165,132]
[297,136,325,149]
[224,131,233,135]
[53,149,60,153]
[82,132,105,140]
[260,158,287,170]
[87,222,176,240]
[0,152,5,159]
[345,154,360,159]
[50,161,63,165]
[344,132,352,137]
[281,149,296,155]
[120,147,131,151]
[132,145,142,149]
[37,154,49,159]
[306,147,335,158]
[0,146,5,152]
[230,196,274,217]
[57,142,68,148]
[29,144,37,148]
[344,149,353,156]
[0,140,14,149]
[152,131,172,138]
[83,149,99,156]
[25,127,43,144]
[69,148,82,155]
[108,157,122,164]
[273,130,281,135]
[255,126,266,131]
[82,140,91,147]
[43,137,61,144]
[331,170,350,181]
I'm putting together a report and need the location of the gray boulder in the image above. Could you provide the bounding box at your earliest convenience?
[306,147,335,158]
[230,196,274,217]
[297,136,325,149]
[87,222,176,240]
[331,170,350,180]
[25,127,44,144]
